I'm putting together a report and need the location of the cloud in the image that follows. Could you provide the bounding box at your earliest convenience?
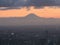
[0,7,22,10]
[0,0,60,10]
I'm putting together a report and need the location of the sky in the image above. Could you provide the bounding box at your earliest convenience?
[0,0,60,18]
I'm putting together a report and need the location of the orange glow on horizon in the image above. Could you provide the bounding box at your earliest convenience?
[0,7,60,18]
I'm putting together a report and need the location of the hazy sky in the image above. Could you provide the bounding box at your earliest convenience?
[0,0,60,18]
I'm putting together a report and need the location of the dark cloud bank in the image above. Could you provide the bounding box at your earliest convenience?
[0,0,60,10]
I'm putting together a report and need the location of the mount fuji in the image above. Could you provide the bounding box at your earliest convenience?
[0,13,60,26]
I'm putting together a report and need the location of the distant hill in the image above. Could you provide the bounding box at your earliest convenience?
[0,13,60,26]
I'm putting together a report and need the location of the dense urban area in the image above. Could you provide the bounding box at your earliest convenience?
[0,25,60,45]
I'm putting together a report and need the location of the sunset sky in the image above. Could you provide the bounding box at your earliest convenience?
[0,0,60,18]
[0,7,60,18]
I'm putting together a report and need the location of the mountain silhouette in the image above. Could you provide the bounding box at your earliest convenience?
[0,13,60,26]
[25,13,40,19]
